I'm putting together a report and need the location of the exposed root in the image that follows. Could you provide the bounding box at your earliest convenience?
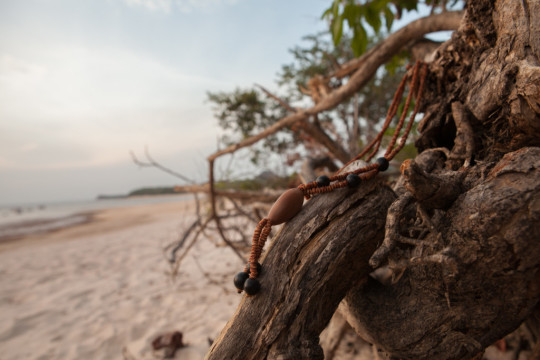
[449,101,475,169]
[370,192,414,268]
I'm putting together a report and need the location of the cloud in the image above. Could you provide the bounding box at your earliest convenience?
[18,143,39,153]
[121,0,241,13]
[0,55,46,77]
[122,0,172,13]
[0,45,224,171]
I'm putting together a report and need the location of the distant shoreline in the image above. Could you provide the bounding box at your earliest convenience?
[96,193,189,200]
[0,194,192,249]
[96,185,184,200]
[0,212,95,244]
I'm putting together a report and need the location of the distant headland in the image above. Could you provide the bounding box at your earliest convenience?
[96,186,181,200]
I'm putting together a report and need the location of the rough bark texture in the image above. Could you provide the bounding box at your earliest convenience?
[344,147,540,359]
[206,181,395,359]
[206,1,540,359]
[418,0,540,158]
[342,1,540,357]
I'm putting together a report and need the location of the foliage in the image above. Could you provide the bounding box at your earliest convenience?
[322,0,459,56]
[277,33,353,100]
[207,88,291,165]
[98,187,180,199]
[214,172,298,191]
[128,187,178,196]
[207,32,408,168]
[207,90,279,139]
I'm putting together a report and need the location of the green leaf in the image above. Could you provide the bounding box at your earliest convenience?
[351,25,368,57]
[384,6,394,31]
[321,7,333,20]
[342,2,359,24]
[385,50,409,75]
[398,0,418,11]
[365,4,382,34]
[332,0,340,19]
[332,15,344,46]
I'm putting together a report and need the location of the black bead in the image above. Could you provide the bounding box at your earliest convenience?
[233,272,250,290]
[316,175,331,187]
[375,157,389,171]
[346,173,361,187]
[244,278,261,296]
[246,262,262,276]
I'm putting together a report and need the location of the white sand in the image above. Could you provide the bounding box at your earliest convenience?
[0,200,243,360]
[0,199,517,360]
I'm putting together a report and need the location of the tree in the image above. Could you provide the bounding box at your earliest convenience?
[205,1,540,359]
[207,33,409,179]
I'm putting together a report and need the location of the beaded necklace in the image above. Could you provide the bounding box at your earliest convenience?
[234,61,428,296]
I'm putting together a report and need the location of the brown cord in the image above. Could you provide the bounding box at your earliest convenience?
[251,221,272,278]
[245,218,267,273]
[384,62,421,158]
[337,67,409,173]
[237,61,429,295]
[244,218,273,279]
[387,63,427,159]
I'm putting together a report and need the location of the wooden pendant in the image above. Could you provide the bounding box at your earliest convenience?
[267,188,304,225]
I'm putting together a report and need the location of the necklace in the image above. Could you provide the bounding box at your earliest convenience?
[234,61,428,296]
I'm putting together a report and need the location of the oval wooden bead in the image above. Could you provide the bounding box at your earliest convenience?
[267,188,304,225]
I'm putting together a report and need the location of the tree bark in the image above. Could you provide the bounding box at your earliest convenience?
[206,1,540,359]
[206,181,395,359]
[343,147,540,360]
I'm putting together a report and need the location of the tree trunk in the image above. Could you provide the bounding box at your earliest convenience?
[343,147,540,359]
[206,1,540,359]
[206,181,395,359]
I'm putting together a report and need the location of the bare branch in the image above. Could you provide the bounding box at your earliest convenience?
[224,196,260,224]
[174,184,282,203]
[255,83,296,112]
[130,147,195,184]
[299,119,351,163]
[207,111,308,161]
[351,93,360,156]
[207,159,245,261]
[328,12,462,81]
[207,11,463,163]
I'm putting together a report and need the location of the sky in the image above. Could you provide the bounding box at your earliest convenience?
[0,0,453,205]
[0,0,333,204]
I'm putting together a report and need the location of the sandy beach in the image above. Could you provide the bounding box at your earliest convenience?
[0,197,517,360]
[0,199,242,360]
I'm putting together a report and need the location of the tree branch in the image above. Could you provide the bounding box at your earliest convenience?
[206,181,395,360]
[255,83,297,113]
[328,12,462,81]
[299,119,351,164]
[131,147,195,184]
[207,11,463,163]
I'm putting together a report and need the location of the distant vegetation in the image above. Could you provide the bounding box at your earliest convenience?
[128,187,178,196]
[97,172,297,200]
[214,171,299,192]
[97,186,179,199]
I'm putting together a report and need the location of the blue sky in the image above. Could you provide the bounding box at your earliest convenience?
[0,0,332,204]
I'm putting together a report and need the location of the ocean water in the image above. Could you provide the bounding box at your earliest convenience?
[0,194,191,240]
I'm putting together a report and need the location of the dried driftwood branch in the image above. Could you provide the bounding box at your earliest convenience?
[206,180,395,360]
[131,147,195,184]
